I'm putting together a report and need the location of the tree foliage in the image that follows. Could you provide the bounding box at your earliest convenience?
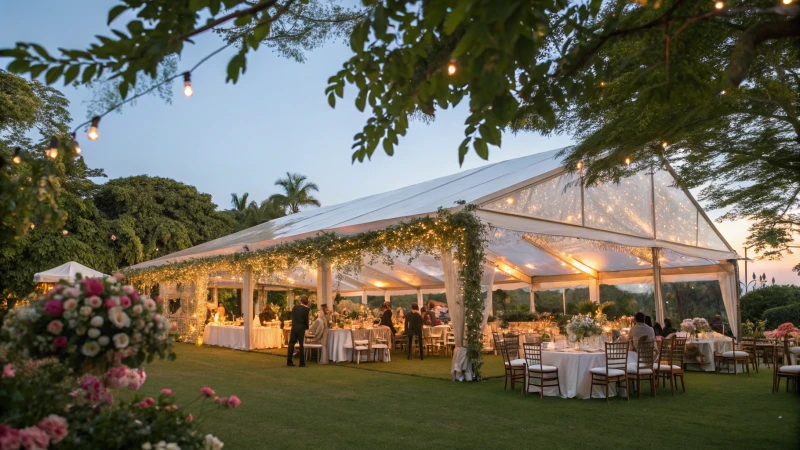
[739,284,800,323]
[269,172,321,214]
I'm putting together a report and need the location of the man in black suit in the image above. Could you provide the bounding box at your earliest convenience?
[287,295,310,367]
[405,302,424,360]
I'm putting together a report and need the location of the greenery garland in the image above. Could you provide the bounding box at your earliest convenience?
[124,204,487,379]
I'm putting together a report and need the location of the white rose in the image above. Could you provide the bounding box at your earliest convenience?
[132,305,143,315]
[165,444,180,450]
[142,444,152,450]
[64,299,78,311]
[98,336,110,347]
[108,306,131,329]
[131,332,142,343]
[88,328,101,339]
[204,434,224,450]
[135,319,145,330]
[68,319,78,328]
[90,316,104,327]
[81,340,101,357]
[113,333,130,349]
[76,326,87,336]
[65,287,80,298]
[79,306,92,316]
[144,298,157,312]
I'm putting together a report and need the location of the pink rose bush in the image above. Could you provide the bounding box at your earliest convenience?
[1,276,173,372]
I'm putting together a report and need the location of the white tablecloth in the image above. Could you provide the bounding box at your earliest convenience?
[326,329,391,363]
[685,338,732,372]
[202,325,282,350]
[526,350,635,399]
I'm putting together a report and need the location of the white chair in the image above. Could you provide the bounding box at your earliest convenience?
[344,329,371,364]
[371,326,391,362]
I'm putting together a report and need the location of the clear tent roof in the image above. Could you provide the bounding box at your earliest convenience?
[130,148,738,293]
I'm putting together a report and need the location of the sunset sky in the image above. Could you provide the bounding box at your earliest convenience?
[3,1,797,286]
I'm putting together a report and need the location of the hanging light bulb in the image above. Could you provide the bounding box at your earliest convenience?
[30,223,35,230]
[625,157,631,165]
[714,1,724,9]
[447,61,457,76]
[183,72,193,97]
[576,161,583,170]
[88,116,100,141]
[661,141,668,148]
[48,137,59,158]
[12,147,21,164]
[62,230,68,236]
[71,132,81,157]
[783,0,793,4]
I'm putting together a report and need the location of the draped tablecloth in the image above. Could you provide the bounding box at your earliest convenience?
[525,350,635,399]
[684,337,732,372]
[326,329,391,363]
[202,325,282,350]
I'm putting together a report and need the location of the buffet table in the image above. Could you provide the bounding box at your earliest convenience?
[202,324,283,350]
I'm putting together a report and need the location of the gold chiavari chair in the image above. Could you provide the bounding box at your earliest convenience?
[522,342,561,399]
[590,341,630,403]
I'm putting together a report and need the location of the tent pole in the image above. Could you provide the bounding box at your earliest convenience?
[416,289,423,307]
[562,288,566,314]
[316,259,333,308]
[652,248,665,325]
[361,290,368,305]
[385,291,391,305]
[529,284,535,312]
[242,266,254,351]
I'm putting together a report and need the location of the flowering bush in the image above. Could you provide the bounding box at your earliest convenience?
[566,314,600,338]
[1,275,175,372]
[769,322,800,340]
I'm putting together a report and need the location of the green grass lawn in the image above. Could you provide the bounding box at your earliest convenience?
[130,344,799,449]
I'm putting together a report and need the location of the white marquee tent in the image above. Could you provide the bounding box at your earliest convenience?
[129,148,741,375]
[33,261,108,283]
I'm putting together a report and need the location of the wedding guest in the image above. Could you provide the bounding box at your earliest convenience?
[287,295,310,367]
[653,322,663,337]
[405,303,424,360]
[421,306,433,326]
[662,318,677,337]
[308,310,328,345]
[710,314,724,334]
[396,307,405,321]
[426,302,438,325]
[627,312,655,351]
[379,302,396,337]
[644,315,653,327]
[216,302,226,322]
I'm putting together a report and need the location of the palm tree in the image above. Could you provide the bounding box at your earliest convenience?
[230,192,250,213]
[269,172,321,214]
[244,199,286,227]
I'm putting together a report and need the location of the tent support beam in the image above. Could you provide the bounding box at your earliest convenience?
[521,237,599,279]
[360,265,418,289]
[484,251,532,283]
[242,266,254,351]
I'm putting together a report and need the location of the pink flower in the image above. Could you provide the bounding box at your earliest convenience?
[113,272,125,282]
[37,415,68,444]
[18,426,48,450]
[120,296,131,309]
[53,337,67,349]
[215,396,229,408]
[200,386,215,397]
[228,395,241,408]
[155,296,163,304]
[46,320,63,335]
[0,425,22,450]
[127,369,146,391]
[81,279,104,296]
[187,414,193,423]
[44,300,64,317]
[138,397,155,409]
[163,405,178,411]
[2,364,14,379]
[130,290,139,302]
[86,296,102,309]
[104,299,116,310]
[122,285,135,295]
[104,366,130,389]
[79,375,102,402]
[160,389,174,396]
[772,322,799,339]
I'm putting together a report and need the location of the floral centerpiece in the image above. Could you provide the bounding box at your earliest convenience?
[680,317,711,338]
[765,322,800,365]
[566,314,601,345]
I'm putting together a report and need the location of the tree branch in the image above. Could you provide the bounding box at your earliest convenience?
[726,18,800,87]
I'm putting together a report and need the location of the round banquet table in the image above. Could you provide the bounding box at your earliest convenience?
[202,325,283,350]
[684,337,732,372]
[326,329,391,363]
[526,349,634,399]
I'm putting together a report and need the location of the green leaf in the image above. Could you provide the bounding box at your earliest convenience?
[327,93,336,108]
[118,80,129,99]
[189,0,208,12]
[473,138,489,160]
[443,1,470,35]
[480,123,501,146]
[63,65,80,85]
[233,14,252,26]
[107,5,128,25]
[44,66,64,85]
[458,137,470,166]
[82,64,97,83]
[355,91,366,112]
[30,44,55,62]
[383,137,394,156]
[252,21,271,42]
[29,64,48,79]
[127,20,144,35]
[7,59,30,74]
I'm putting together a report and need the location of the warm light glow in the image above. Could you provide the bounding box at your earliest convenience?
[714,1,724,9]
[600,81,605,87]
[183,72,193,97]
[720,90,726,95]
[524,263,535,269]
[505,197,514,205]
[88,126,99,141]
[12,155,21,164]
[624,157,631,165]
[783,0,793,4]
[74,143,81,156]
[576,162,583,170]
[62,230,68,236]
[560,262,566,266]
[373,281,386,288]
[494,267,499,272]
[30,223,35,230]
[47,148,58,159]
[447,62,457,75]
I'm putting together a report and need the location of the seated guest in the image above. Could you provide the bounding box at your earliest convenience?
[396,307,405,321]
[644,315,653,327]
[710,314,724,334]
[216,302,226,322]
[653,322,663,337]
[421,306,433,326]
[426,302,438,325]
[405,303,424,360]
[379,302,396,337]
[307,310,328,345]
[627,312,655,351]
[662,318,677,337]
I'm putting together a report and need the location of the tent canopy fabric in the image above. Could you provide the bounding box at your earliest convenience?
[33,261,108,283]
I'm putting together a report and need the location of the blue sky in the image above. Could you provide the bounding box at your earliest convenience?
[2,1,797,285]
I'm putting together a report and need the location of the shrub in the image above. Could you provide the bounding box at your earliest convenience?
[740,285,800,323]
[763,303,800,329]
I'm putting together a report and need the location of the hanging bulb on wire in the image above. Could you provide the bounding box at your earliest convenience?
[661,141,668,149]
[47,137,59,158]
[183,72,193,97]
[447,61,457,76]
[12,147,21,164]
[625,157,631,166]
[576,162,583,170]
[714,1,724,9]
[783,0,793,4]
[88,116,100,141]
[71,132,81,157]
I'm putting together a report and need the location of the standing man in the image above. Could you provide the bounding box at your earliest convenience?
[287,295,310,367]
[405,303,424,360]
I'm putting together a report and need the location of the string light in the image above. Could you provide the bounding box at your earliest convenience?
[576,162,583,170]
[720,90,726,95]
[12,147,21,164]
[30,223,35,230]
[447,61,457,76]
[183,72,193,97]
[88,116,100,141]
[71,132,81,157]
[661,141,668,149]
[600,81,605,87]
[624,157,631,165]
[714,1,724,9]
[783,0,793,4]
[62,230,68,236]
[47,137,58,158]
